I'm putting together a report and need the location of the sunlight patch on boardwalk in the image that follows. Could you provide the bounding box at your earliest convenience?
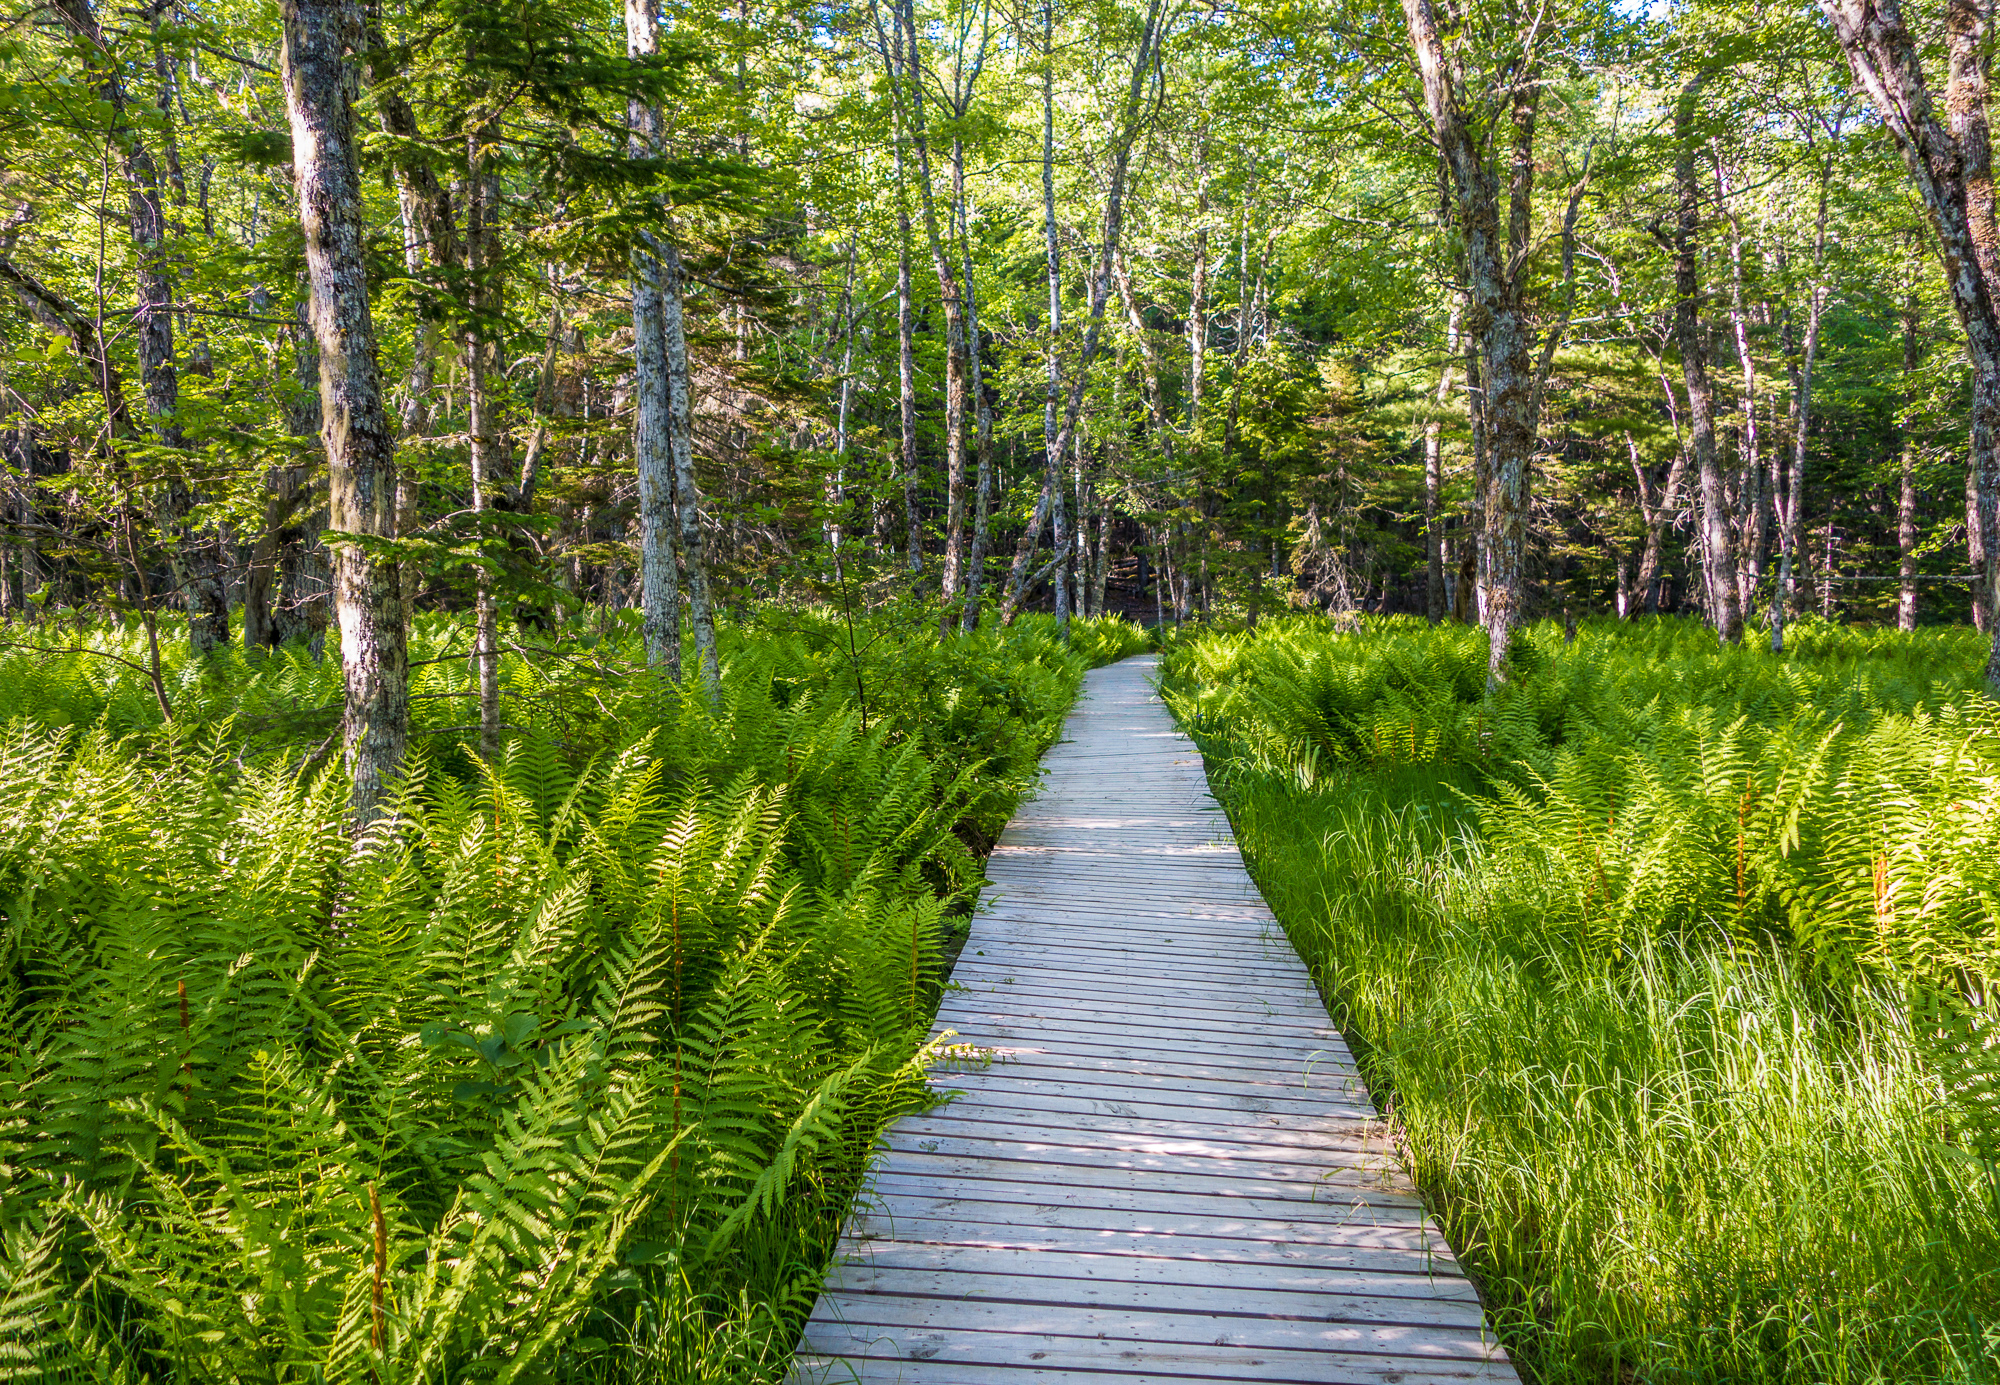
[792,654,1517,1384]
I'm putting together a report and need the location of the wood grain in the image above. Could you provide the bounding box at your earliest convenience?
[790,655,1516,1383]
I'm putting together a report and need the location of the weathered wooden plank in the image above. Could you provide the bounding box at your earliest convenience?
[790,656,1512,1385]
[934,1003,1343,1046]
[877,1130,1400,1179]
[942,966,1327,1011]
[921,1074,1375,1124]
[826,1243,1481,1303]
[803,1296,1502,1362]
[889,1106,1391,1155]
[922,1039,1358,1081]
[820,1270,1485,1332]
[840,1215,1466,1270]
[857,1173,1432,1224]
[864,1152,1418,1205]
[922,1057,1372,1106]
[792,1352,1515,1385]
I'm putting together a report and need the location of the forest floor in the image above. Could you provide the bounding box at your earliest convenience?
[795,654,1517,1382]
[0,606,1150,1383]
[1164,614,2000,1385]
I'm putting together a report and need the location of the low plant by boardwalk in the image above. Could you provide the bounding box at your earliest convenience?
[0,608,1150,1382]
[1165,614,2000,1385]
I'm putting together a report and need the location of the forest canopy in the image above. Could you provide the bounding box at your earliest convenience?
[8,0,2000,806]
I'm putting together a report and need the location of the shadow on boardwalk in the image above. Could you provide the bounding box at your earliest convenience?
[792,654,1518,1384]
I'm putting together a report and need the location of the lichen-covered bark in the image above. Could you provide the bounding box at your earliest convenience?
[659,237,720,700]
[627,0,683,680]
[1402,0,1542,684]
[280,0,407,830]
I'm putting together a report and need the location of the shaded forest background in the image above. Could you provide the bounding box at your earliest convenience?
[6,0,1999,681]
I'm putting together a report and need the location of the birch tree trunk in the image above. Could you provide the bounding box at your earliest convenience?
[1900,289,1922,629]
[828,241,858,564]
[464,129,504,760]
[1189,155,1210,435]
[628,0,682,678]
[1459,337,1486,624]
[280,0,407,831]
[959,191,997,630]
[891,124,921,578]
[1425,299,1460,624]
[1040,0,1072,641]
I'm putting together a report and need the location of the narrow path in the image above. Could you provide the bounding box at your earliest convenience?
[793,655,1518,1384]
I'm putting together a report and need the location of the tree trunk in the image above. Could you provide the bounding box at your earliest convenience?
[1189,154,1210,436]
[628,0,683,678]
[1824,0,2000,686]
[1040,0,1072,641]
[1771,174,1830,653]
[1425,299,1460,624]
[829,241,858,561]
[1402,0,1558,685]
[892,0,971,608]
[660,236,720,699]
[894,154,921,578]
[281,0,407,831]
[1673,75,1741,644]
[959,179,997,630]
[464,127,504,760]
[1629,430,1689,619]
[54,0,237,653]
[1461,335,1488,623]
[1900,288,1922,629]
[1717,156,1767,620]
[999,0,1170,630]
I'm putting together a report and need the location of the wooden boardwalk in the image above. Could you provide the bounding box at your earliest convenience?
[793,655,1517,1384]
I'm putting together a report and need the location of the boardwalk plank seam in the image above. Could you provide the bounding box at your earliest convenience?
[789,655,1515,1383]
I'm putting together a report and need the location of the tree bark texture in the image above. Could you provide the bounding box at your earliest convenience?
[1901,291,1923,629]
[464,129,504,761]
[1717,158,1768,619]
[628,0,683,679]
[280,0,407,831]
[1402,0,1549,685]
[892,0,971,606]
[1673,75,1742,643]
[1770,163,1830,651]
[1040,1,1072,640]
[1824,0,2000,688]
[659,236,721,700]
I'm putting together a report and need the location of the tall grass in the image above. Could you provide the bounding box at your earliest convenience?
[1165,615,2000,1385]
[0,606,1151,1383]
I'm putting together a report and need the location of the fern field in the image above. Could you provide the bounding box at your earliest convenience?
[1165,616,2000,1385]
[0,608,1148,1383]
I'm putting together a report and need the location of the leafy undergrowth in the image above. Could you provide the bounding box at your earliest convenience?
[1165,614,2000,1385]
[0,606,1151,1382]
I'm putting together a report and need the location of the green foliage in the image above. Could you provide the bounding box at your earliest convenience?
[1169,613,2000,990]
[1164,614,2000,1385]
[0,607,1147,1382]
